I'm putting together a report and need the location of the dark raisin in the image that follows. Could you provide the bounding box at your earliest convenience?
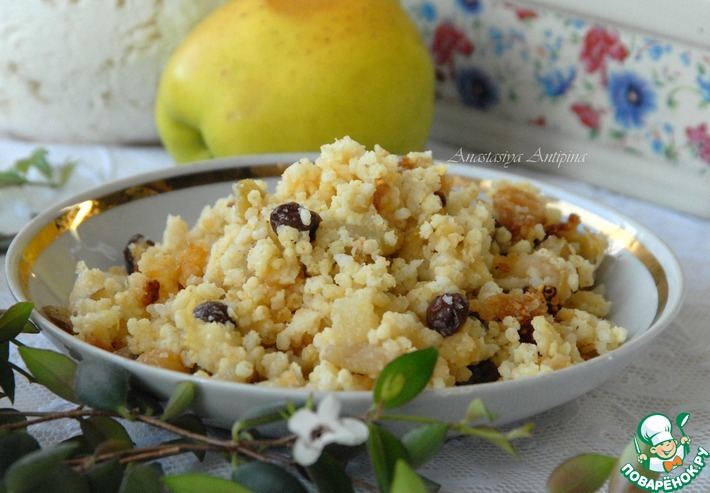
[461,359,500,385]
[124,234,154,274]
[519,322,535,344]
[141,279,160,306]
[434,190,447,207]
[542,285,557,300]
[270,202,321,241]
[541,285,561,314]
[426,293,469,337]
[193,301,235,326]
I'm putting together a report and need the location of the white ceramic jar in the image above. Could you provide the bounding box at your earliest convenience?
[0,0,227,144]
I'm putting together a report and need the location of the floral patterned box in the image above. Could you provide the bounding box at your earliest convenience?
[403,0,710,217]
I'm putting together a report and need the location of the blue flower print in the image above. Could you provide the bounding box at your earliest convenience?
[488,27,524,57]
[536,67,576,97]
[697,74,710,103]
[608,71,657,128]
[420,2,437,22]
[456,67,499,110]
[680,51,692,66]
[567,18,587,30]
[647,42,671,61]
[652,138,664,155]
[489,26,507,56]
[412,1,437,22]
[457,0,482,14]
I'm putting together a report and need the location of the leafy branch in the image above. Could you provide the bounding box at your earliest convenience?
[0,303,534,493]
[0,148,75,189]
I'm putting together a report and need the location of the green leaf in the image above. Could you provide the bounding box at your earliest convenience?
[58,434,94,457]
[170,413,207,436]
[231,402,291,439]
[460,426,524,456]
[321,441,367,465]
[373,348,438,410]
[0,408,27,429]
[26,464,90,493]
[74,359,129,411]
[505,422,535,441]
[391,460,429,493]
[0,149,76,189]
[119,463,164,493]
[367,424,412,493]
[609,129,626,141]
[18,346,77,403]
[126,388,163,416]
[161,381,196,422]
[609,438,658,491]
[0,342,16,403]
[80,416,134,452]
[164,414,208,461]
[58,163,76,187]
[0,433,40,477]
[0,170,27,187]
[16,148,52,180]
[119,463,165,493]
[402,423,449,468]
[162,473,252,493]
[15,151,36,174]
[232,461,308,493]
[0,302,34,343]
[86,459,124,493]
[28,148,53,179]
[546,453,616,493]
[3,442,79,492]
[305,451,354,493]
[463,398,495,423]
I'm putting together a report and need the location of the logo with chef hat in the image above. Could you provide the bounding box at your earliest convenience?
[621,412,707,490]
[636,413,692,473]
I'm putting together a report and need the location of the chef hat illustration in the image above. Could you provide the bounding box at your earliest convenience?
[639,414,674,446]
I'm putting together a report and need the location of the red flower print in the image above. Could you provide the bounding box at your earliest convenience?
[527,116,546,127]
[431,22,474,77]
[571,103,604,130]
[686,123,710,164]
[580,26,628,84]
[514,8,538,21]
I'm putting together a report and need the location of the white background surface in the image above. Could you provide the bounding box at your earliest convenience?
[1,135,709,491]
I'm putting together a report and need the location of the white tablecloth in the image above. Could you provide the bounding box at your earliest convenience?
[2,135,709,492]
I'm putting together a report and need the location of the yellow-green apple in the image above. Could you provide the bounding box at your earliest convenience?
[155,0,435,163]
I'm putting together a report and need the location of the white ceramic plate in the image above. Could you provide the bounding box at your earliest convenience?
[5,154,684,428]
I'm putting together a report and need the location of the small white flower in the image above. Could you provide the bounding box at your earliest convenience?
[287,394,369,466]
